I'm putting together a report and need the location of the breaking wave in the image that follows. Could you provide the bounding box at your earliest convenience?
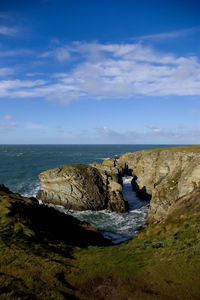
[47,176,149,243]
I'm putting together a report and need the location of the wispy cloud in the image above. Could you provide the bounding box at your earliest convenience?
[0,121,16,129]
[0,67,15,76]
[0,26,18,36]
[40,47,70,61]
[0,49,34,57]
[85,125,200,143]
[147,125,162,133]
[2,115,13,120]
[0,41,200,103]
[25,123,46,129]
[189,109,198,114]
[132,26,200,41]
[0,114,16,130]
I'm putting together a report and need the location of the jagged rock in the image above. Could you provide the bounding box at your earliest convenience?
[116,145,200,223]
[90,161,127,212]
[37,164,128,212]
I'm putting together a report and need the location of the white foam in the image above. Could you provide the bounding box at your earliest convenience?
[22,182,41,198]
[123,176,133,184]
[16,152,24,157]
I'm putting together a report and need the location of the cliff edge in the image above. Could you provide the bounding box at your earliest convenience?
[116,145,200,223]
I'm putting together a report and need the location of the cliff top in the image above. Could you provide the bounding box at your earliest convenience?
[39,163,93,178]
[118,144,200,159]
[145,144,200,153]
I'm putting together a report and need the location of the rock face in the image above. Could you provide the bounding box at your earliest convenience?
[38,145,200,221]
[90,159,126,211]
[116,145,200,223]
[37,163,128,212]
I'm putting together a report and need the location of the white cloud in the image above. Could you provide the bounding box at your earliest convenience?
[2,115,13,120]
[40,47,70,61]
[26,72,45,77]
[132,26,200,41]
[0,121,16,128]
[0,41,200,103]
[7,121,16,127]
[92,126,200,143]
[0,114,16,130]
[147,125,162,133]
[54,47,70,61]
[0,26,18,36]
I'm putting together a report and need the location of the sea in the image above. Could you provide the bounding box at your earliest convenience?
[0,144,172,243]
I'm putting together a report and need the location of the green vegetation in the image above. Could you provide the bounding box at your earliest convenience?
[70,215,200,299]
[124,145,200,160]
[0,184,200,299]
[144,144,200,153]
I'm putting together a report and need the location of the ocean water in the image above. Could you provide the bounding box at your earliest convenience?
[0,144,171,243]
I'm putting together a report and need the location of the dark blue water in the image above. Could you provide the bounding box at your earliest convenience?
[0,144,172,242]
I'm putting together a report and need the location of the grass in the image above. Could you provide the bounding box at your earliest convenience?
[143,144,200,153]
[122,145,200,159]
[70,215,200,299]
[0,185,200,299]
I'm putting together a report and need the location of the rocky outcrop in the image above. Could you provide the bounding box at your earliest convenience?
[37,145,200,222]
[90,159,127,211]
[116,145,200,223]
[37,163,128,212]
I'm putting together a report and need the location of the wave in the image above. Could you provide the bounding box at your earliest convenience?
[42,177,148,243]
[21,182,41,198]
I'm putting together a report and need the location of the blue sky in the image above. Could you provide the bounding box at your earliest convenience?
[0,0,199,144]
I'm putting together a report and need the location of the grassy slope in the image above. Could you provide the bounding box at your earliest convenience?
[0,186,110,299]
[71,213,200,300]
[1,190,200,300]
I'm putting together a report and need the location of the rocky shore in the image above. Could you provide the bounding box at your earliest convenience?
[37,145,200,223]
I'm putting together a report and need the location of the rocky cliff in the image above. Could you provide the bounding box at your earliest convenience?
[37,163,128,212]
[37,145,200,222]
[116,145,200,223]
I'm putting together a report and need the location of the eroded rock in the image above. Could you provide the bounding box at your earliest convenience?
[38,145,200,222]
[37,164,128,212]
[116,145,200,223]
